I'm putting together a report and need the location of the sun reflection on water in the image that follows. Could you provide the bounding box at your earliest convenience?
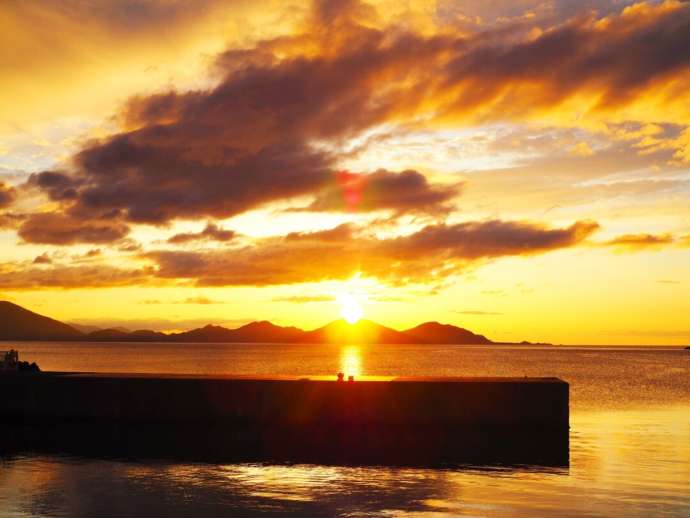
[339,345,362,378]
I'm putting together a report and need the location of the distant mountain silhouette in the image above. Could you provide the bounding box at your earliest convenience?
[0,301,83,340]
[228,321,305,343]
[302,319,411,344]
[404,321,492,345]
[70,323,131,334]
[168,324,237,342]
[0,300,509,345]
[167,321,304,343]
[69,323,103,334]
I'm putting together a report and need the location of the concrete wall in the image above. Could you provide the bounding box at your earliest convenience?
[1,373,568,427]
[0,373,569,466]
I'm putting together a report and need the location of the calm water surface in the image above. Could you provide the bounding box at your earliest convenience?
[1,342,689,517]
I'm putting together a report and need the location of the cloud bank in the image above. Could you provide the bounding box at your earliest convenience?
[18,0,690,245]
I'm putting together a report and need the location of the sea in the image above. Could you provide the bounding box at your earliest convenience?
[1,342,689,517]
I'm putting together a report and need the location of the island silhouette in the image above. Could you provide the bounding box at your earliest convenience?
[0,300,547,345]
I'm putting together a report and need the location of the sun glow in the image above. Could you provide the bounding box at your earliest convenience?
[337,293,364,324]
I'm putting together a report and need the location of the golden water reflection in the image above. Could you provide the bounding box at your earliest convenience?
[0,406,688,516]
[339,345,362,378]
[1,346,689,516]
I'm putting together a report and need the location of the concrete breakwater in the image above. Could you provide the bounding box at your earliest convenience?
[0,373,569,466]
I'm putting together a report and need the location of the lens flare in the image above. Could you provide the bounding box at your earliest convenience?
[337,170,366,211]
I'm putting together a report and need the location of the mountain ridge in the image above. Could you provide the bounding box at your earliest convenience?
[0,300,510,345]
[0,301,84,341]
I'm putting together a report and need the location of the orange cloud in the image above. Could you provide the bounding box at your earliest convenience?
[605,232,674,248]
[0,182,16,207]
[2,217,597,290]
[0,264,153,290]
[146,219,599,286]
[32,253,52,265]
[18,213,130,245]
[17,0,690,237]
[0,212,25,230]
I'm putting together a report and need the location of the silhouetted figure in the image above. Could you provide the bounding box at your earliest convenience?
[1,349,19,371]
[337,372,344,382]
[1,349,41,372]
[348,375,354,382]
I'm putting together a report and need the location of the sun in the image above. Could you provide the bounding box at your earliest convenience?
[337,293,364,324]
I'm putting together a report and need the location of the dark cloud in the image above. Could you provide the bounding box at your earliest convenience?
[26,171,81,201]
[146,218,598,286]
[167,222,236,244]
[305,169,461,214]
[440,1,690,115]
[381,220,600,260]
[69,137,333,224]
[24,0,690,231]
[10,0,689,254]
[32,253,52,265]
[0,182,16,208]
[17,213,130,245]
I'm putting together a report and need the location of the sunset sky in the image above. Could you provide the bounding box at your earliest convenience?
[1,0,690,344]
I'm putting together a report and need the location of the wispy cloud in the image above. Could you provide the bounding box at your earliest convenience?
[272,295,333,303]
[455,310,504,316]
[141,296,225,305]
[167,223,236,245]
[604,233,675,249]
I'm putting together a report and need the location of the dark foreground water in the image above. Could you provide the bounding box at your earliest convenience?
[1,342,689,517]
